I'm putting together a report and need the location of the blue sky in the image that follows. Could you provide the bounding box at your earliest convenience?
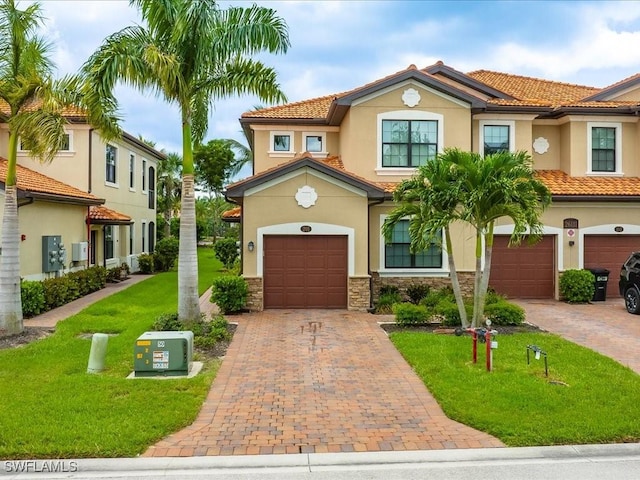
[30,0,640,175]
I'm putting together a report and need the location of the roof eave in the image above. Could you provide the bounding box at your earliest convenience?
[552,194,640,202]
[582,76,640,102]
[424,63,516,100]
[540,106,636,119]
[21,190,105,206]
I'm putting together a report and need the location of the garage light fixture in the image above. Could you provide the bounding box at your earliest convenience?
[247,241,255,252]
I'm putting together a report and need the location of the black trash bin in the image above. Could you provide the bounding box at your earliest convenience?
[588,268,610,301]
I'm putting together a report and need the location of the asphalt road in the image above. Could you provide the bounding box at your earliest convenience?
[2,444,640,480]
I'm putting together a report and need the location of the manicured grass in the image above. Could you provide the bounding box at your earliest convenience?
[390,331,640,446]
[0,248,226,459]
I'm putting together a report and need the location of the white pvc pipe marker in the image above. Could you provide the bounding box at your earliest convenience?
[87,333,109,374]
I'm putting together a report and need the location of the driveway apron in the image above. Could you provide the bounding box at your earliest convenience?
[144,310,504,456]
[516,299,640,374]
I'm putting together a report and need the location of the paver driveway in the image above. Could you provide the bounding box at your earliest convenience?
[516,298,640,374]
[144,310,503,457]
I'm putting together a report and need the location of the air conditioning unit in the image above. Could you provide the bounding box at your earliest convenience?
[72,242,88,262]
[133,331,193,377]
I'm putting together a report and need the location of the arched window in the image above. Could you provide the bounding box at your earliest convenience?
[148,166,155,209]
[149,222,156,253]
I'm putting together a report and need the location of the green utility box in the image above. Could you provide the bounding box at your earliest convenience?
[134,331,193,377]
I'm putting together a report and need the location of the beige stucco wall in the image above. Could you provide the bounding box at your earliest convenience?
[531,123,561,170]
[341,82,471,183]
[241,167,370,277]
[369,202,478,273]
[0,199,89,280]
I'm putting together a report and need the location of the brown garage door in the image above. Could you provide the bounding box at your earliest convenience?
[489,235,555,298]
[584,235,640,298]
[264,235,348,309]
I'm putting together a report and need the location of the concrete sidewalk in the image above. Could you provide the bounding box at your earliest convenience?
[24,274,153,328]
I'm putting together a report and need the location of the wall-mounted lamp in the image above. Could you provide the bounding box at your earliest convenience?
[568,241,575,247]
[247,241,255,252]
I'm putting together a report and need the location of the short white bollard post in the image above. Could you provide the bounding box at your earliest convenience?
[87,333,109,374]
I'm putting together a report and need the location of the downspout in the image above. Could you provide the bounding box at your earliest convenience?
[367,197,386,312]
[87,128,94,269]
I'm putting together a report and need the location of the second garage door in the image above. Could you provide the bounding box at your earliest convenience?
[263,235,348,309]
[584,235,640,298]
[489,235,555,298]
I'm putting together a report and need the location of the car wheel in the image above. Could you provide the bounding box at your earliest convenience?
[624,288,640,314]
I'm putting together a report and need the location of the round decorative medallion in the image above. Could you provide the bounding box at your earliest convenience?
[295,185,318,209]
[402,88,421,108]
[533,137,550,154]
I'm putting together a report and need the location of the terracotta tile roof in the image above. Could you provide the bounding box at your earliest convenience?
[241,94,338,119]
[0,158,102,203]
[243,63,640,120]
[467,70,599,105]
[535,170,640,196]
[88,205,132,223]
[221,206,241,219]
[0,99,86,119]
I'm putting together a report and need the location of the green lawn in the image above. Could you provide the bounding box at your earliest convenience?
[0,248,226,459]
[390,331,640,446]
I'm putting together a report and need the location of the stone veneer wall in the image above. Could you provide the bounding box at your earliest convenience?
[348,276,371,311]
[244,277,263,311]
[371,272,475,303]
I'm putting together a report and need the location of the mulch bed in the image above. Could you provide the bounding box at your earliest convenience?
[0,327,55,350]
[380,322,543,335]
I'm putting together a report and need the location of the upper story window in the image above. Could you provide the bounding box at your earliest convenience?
[269,131,294,156]
[479,120,515,156]
[382,119,437,167]
[19,132,72,153]
[105,144,117,184]
[587,122,622,175]
[384,219,443,269]
[142,158,147,191]
[377,111,444,175]
[129,153,136,190]
[148,166,155,209]
[305,135,322,152]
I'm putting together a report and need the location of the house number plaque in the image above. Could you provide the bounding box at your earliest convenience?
[301,225,312,233]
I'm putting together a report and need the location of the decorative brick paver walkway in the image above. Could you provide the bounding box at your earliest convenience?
[144,310,504,456]
[516,298,640,374]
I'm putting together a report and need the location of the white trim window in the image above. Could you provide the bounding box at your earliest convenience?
[19,132,73,153]
[379,215,448,276]
[479,120,515,156]
[303,132,327,156]
[105,144,118,185]
[587,122,622,174]
[129,153,136,190]
[376,110,443,175]
[142,158,147,193]
[269,131,294,156]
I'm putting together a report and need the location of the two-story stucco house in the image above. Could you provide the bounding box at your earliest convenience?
[224,61,640,310]
[0,107,163,280]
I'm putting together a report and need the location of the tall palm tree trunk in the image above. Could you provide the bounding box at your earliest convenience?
[178,122,200,321]
[445,226,469,328]
[0,133,23,335]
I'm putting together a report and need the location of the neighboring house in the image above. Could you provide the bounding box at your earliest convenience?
[0,108,163,280]
[225,61,640,310]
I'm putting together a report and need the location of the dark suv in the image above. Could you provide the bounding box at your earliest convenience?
[619,252,640,314]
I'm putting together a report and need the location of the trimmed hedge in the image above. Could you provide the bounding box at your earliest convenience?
[210,276,248,314]
[559,269,595,303]
[393,302,431,325]
[21,266,107,317]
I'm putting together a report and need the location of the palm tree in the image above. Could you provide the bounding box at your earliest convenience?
[384,149,551,328]
[82,0,289,321]
[383,152,470,327]
[157,152,182,239]
[0,0,118,336]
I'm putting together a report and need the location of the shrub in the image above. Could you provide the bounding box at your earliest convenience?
[484,289,505,305]
[152,312,182,331]
[42,276,73,309]
[121,262,131,277]
[406,284,430,304]
[375,291,402,314]
[379,284,400,296]
[213,238,238,269]
[420,287,455,308]
[106,266,122,283]
[153,237,179,272]
[560,269,595,303]
[393,302,431,325]
[138,253,155,274]
[434,299,473,327]
[21,281,46,318]
[484,301,525,325]
[210,276,248,314]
